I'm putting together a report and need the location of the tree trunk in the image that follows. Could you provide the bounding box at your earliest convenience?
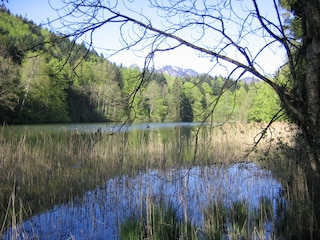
[300,1,320,237]
[302,0,320,172]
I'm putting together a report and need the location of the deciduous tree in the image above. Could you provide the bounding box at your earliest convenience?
[51,0,320,236]
[0,46,20,121]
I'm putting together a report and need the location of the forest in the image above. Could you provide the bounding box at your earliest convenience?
[0,9,282,125]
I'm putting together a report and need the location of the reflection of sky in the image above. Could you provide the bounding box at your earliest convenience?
[3,163,282,240]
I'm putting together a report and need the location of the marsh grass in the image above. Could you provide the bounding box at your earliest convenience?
[120,200,196,240]
[247,122,319,239]
[120,197,278,240]
[258,134,315,239]
[202,198,276,240]
[0,122,295,238]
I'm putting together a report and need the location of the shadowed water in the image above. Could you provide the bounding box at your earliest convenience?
[3,162,283,239]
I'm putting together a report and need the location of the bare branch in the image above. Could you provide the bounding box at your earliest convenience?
[50,0,302,125]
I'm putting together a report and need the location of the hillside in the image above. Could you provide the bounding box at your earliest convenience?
[0,9,282,124]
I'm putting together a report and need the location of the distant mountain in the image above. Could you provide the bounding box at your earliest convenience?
[156,66,261,83]
[156,65,199,77]
[239,77,259,84]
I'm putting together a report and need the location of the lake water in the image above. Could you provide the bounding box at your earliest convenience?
[1,122,284,239]
[3,163,283,239]
[6,122,209,133]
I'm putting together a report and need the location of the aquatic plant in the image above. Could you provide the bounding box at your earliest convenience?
[202,199,277,240]
[0,122,296,238]
[120,198,281,240]
[120,200,196,240]
[202,201,228,239]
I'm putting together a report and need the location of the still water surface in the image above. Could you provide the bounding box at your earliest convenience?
[7,122,208,133]
[3,163,282,239]
[2,122,283,239]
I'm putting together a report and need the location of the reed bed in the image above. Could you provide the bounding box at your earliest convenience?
[0,122,297,238]
[119,177,280,240]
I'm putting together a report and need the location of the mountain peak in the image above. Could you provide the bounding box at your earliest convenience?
[156,65,199,77]
[240,77,259,84]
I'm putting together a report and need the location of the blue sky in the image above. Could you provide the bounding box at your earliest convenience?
[5,0,286,77]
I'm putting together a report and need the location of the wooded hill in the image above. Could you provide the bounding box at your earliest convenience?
[0,9,282,124]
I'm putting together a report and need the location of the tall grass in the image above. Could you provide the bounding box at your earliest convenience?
[257,129,315,239]
[120,200,196,240]
[0,122,297,238]
[120,197,278,240]
[203,198,276,239]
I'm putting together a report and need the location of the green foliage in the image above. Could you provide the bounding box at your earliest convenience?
[203,199,277,240]
[119,216,144,240]
[144,81,168,122]
[248,82,282,122]
[214,90,234,122]
[121,198,278,240]
[19,54,70,123]
[167,78,184,122]
[279,0,303,41]
[203,201,228,239]
[234,86,251,122]
[0,49,20,122]
[0,10,284,124]
[183,82,204,121]
[120,201,196,240]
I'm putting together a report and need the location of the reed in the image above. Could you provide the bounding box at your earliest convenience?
[245,121,319,239]
[0,122,296,238]
[120,197,279,240]
[257,135,315,239]
[202,198,277,240]
[120,199,196,240]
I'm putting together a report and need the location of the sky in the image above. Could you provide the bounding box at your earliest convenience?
[5,0,286,77]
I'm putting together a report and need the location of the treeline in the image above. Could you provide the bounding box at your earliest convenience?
[0,9,282,124]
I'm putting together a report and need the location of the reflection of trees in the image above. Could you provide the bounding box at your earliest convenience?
[51,0,320,187]
[3,0,320,236]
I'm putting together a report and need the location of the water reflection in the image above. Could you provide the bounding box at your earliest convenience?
[3,163,282,239]
[5,122,208,134]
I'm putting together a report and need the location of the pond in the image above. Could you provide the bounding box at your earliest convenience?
[0,122,285,239]
[2,165,283,239]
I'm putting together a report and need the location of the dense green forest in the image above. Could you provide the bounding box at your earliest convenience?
[0,9,282,124]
